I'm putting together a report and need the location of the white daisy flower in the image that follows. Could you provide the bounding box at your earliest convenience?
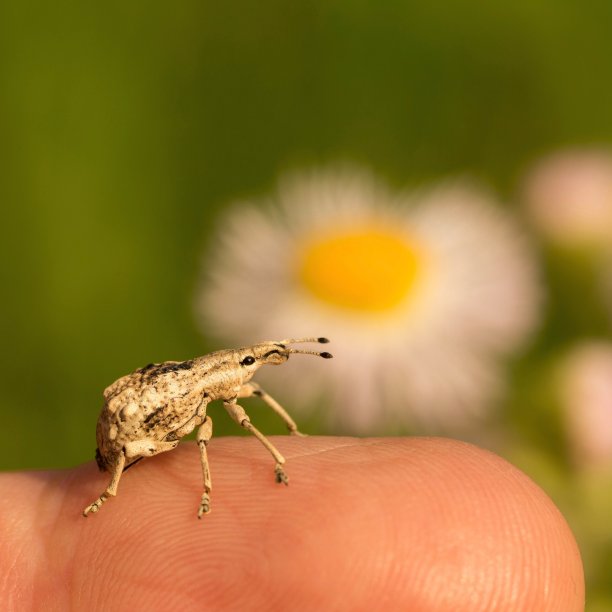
[522,149,612,247]
[196,167,541,432]
[558,342,612,470]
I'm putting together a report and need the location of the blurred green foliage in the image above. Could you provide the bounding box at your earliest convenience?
[1,1,612,603]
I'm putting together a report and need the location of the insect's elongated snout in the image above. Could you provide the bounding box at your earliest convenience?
[249,337,333,367]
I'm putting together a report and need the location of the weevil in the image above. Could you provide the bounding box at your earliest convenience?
[83,337,332,519]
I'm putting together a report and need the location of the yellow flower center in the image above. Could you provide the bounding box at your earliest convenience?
[298,226,424,312]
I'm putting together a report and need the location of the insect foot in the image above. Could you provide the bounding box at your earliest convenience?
[275,463,289,485]
[84,337,332,519]
[83,494,108,516]
[198,493,211,519]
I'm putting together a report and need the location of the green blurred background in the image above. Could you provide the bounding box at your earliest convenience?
[1,1,612,605]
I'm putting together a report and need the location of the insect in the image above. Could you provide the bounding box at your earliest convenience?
[83,337,332,519]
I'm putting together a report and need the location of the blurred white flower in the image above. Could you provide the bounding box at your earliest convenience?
[559,342,612,469]
[197,167,541,432]
[523,149,612,246]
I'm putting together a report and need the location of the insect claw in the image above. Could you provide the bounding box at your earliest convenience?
[275,464,289,485]
[198,493,211,519]
[83,503,98,517]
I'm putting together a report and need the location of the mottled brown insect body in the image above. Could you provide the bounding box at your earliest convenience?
[84,338,332,519]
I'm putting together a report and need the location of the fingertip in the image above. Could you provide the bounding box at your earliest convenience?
[372,437,585,611]
[5,437,585,611]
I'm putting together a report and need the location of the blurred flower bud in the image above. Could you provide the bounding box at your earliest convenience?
[559,342,612,469]
[523,149,612,247]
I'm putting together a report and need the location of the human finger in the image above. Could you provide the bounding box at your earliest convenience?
[0,436,584,611]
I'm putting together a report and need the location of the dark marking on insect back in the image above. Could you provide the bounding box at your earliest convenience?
[145,360,194,378]
[263,349,281,359]
[144,406,165,424]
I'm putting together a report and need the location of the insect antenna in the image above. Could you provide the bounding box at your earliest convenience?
[287,348,333,359]
[279,337,330,345]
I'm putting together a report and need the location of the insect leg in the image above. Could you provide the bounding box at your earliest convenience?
[223,399,289,485]
[237,382,306,436]
[196,416,213,519]
[83,451,126,517]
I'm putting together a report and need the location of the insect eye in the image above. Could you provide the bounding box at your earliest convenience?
[241,356,256,366]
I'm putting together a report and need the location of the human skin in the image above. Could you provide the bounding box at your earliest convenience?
[1,437,584,611]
